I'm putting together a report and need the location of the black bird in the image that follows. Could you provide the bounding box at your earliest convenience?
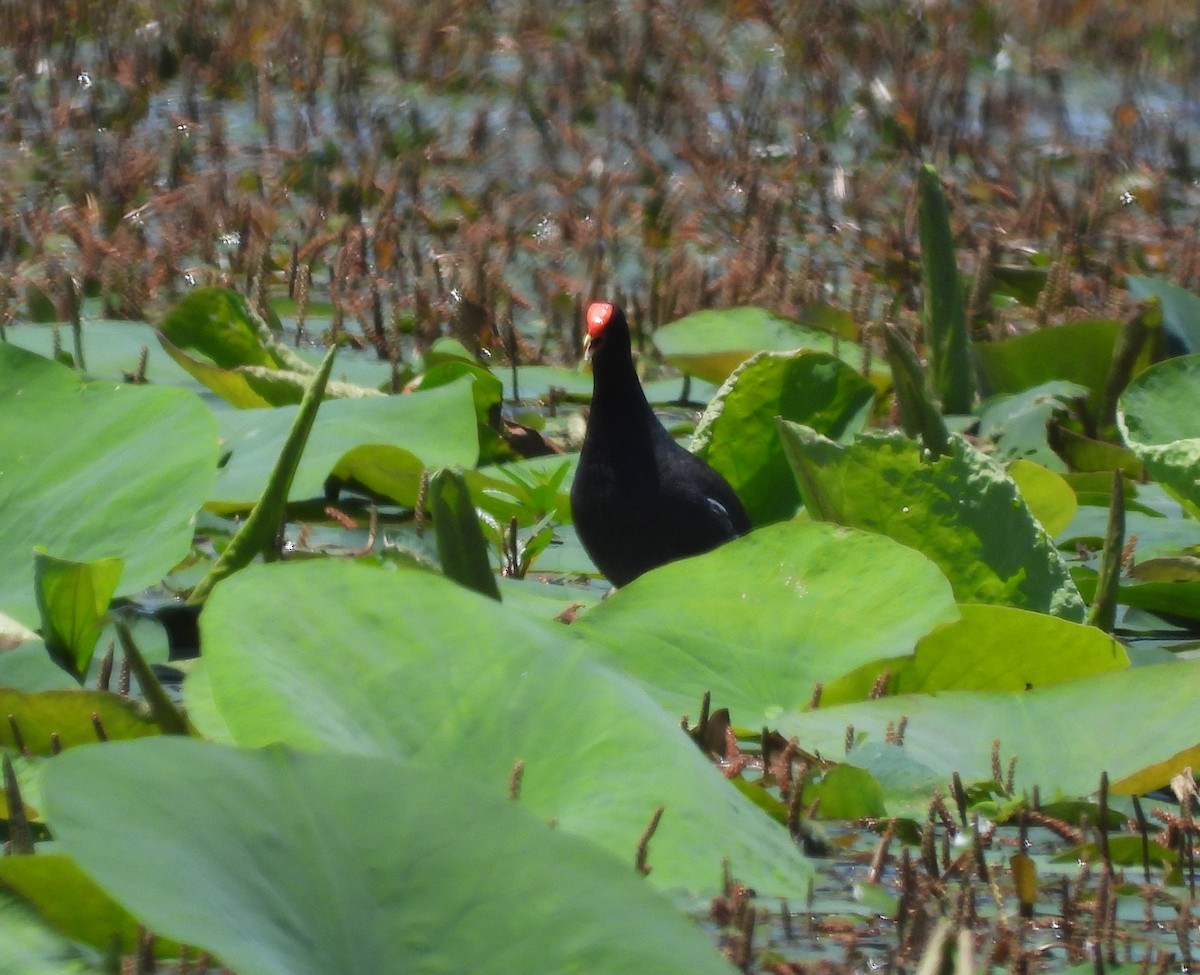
[570,302,751,587]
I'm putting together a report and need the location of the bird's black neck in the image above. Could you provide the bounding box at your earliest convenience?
[585,347,662,462]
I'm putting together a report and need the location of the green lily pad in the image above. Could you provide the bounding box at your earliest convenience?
[692,351,876,526]
[159,288,282,369]
[211,376,480,508]
[0,344,219,627]
[573,520,960,723]
[1050,422,1143,475]
[901,605,1128,691]
[805,763,887,819]
[2,320,201,391]
[821,604,1128,704]
[1062,473,1179,517]
[1118,353,1200,512]
[156,333,280,408]
[191,561,810,896]
[778,424,1086,620]
[42,739,738,975]
[1059,506,1200,559]
[500,364,593,400]
[0,641,75,693]
[0,687,162,754]
[843,742,946,820]
[0,854,178,958]
[1007,460,1077,537]
[977,381,1090,471]
[410,360,511,463]
[1074,570,1200,622]
[782,659,1200,800]
[1111,740,1200,795]
[328,444,425,507]
[33,553,123,682]
[973,319,1128,408]
[1126,275,1200,353]
[157,289,381,406]
[653,307,864,384]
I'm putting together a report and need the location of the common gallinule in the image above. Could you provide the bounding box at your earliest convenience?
[570,302,751,587]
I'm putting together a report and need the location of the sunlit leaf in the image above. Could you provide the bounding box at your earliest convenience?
[0,344,219,627]
[653,307,866,384]
[158,287,286,370]
[1007,460,1077,537]
[33,552,123,681]
[4,320,200,390]
[806,764,886,819]
[1126,275,1200,354]
[778,424,1086,619]
[0,855,179,957]
[574,520,959,723]
[899,605,1126,691]
[1118,353,1200,512]
[43,739,737,975]
[977,381,1090,471]
[0,688,161,755]
[212,376,479,508]
[974,319,1127,409]
[693,350,875,525]
[429,467,501,600]
[784,660,1200,800]
[329,444,425,507]
[192,561,811,896]
[821,605,1128,705]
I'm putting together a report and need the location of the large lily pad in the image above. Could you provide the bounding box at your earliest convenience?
[191,561,810,895]
[500,363,593,400]
[977,381,1090,471]
[0,641,75,693]
[0,344,219,626]
[0,688,162,754]
[781,660,1200,800]
[1126,275,1200,353]
[973,318,1126,408]
[42,739,738,975]
[778,423,1086,620]
[3,320,200,391]
[157,288,382,407]
[692,351,876,525]
[820,604,1129,705]
[1059,506,1200,559]
[573,520,960,723]
[899,604,1126,691]
[1117,353,1200,511]
[1007,460,1077,537]
[652,306,864,384]
[211,376,480,508]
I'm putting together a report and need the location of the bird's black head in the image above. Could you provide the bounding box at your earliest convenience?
[583,301,631,365]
